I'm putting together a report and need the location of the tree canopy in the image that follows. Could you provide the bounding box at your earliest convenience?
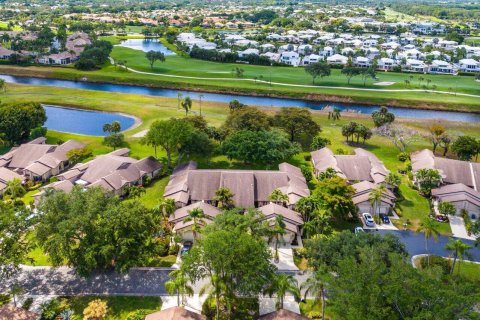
[273,107,320,143]
[0,102,46,145]
[36,187,162,276]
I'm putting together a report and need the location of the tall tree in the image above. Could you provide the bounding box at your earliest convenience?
[4,178,26,199]
[341,65,361,84]
[301,269,328,320]
[165,269,194,306]
[452,136,479,161]
[415,168,442,196]
[268,189,289,207]
[273,107,320,143]
[0,202,33,282]
[305,61,331,84]
[269,215,286,263]
[183,208,206,241]
[223,106,270,133]
[416,218,440,268]
[0,102,46,145]
[427,124,445,154]
[264,273,300,310]
[214,187,235,209]
[328,108,341,121]
[145,50,165,69]
[154,198,176,220]
[369,184,387,221]
[143,118,194,168]
[445,239,472,275]
[181,97,192,116]
[372,106,395,127]
[36,187,162,276]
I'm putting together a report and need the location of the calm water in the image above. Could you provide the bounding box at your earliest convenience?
[118,38,176,55]
[1,74,479,123]
[44,105,136,136]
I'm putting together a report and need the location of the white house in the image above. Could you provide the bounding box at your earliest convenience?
[404,59,428,73]
[457,59,480,73]
[428,60,457,74]
[377,58,397,71]
[261,52,280,62]
[326,54,348,65]
[298,44,313,55]
[319,46,334,57]
[0,46,14,59]
[280,51,300,66]
[260,43,275,52]
[278,44,298,54]
[302,54,322,65]
[354,56,370,68]
[238,48,259,58]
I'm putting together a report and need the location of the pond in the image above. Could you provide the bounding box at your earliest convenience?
[43,105,137,136]
[1,74,479,123]
[117,38,176,55]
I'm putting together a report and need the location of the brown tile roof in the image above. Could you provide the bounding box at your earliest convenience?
[311,147,389,183]
[164,162,309,208]
[170,201,221,223]
[145,307,205,320]
[0,304,38,320]
[258,203,303,225]
[258,309,308,320]
[411,149,477,189]
[352,181,396,206]
[432,183,480,207]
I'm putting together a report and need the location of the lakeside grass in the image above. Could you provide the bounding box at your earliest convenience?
[5,84,479,265]
[0,38,479,110]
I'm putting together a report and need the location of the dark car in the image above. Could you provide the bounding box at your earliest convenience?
[379,214,390,224]
[181,241,193,256]
[436,215,449,223]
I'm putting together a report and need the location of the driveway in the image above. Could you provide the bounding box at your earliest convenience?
[270,245,299,271]
[449,215,476,240]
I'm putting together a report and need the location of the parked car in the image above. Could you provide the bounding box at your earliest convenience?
[379,214,390,224]
[181,241,193,256]
[362,213,375,227]
[436,215,449,223]
[354,226,365,234]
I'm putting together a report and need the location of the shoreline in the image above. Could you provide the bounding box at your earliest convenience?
[42,104,143,137]
[1,66,480,114]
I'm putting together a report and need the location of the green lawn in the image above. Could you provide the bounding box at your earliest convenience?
[453,261,480,284]
[0,36,479,110]
[64,296,162,320]
[2,84,475,237]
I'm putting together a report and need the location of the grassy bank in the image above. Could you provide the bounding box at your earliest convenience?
[0,40,479,110]
[6,84,479,264]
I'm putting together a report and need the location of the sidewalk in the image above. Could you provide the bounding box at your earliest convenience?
[449,215,476,240]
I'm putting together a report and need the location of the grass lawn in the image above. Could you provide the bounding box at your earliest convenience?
[0,37,479,110]
[26,232,52,266]
[453,261,480,284]
[63,296,162,320]
[2,84,475,236]
[145,255,177,267]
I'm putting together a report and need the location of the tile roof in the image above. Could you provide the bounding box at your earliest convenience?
[145,307,205,320]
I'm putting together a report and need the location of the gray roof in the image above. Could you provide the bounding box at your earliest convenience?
[258,203,304,225]
[57,149,161,192]
[0,139,84,172]
[311,147,389,183]
[432,183,480,207]
[352,181,396,206]
[411,149,477,189]
[0,167,23,192]
[164,162,310,208]
[170,201,221,223]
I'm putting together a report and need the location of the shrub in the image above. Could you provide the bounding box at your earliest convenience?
[307,311,323,319]
[168,243,180,256]
[40,299,63,320]
[156,237,170,256]
[300,165,313,182]
[142,175,152,186]
[0,294,11,305]
[462,209,472,235]
[397,152,410,162]
[22,297,34,310]
[419,255,450,274]
[83,299,108,320]
[336,148,346,155]
[126,310,150,320]
[304,155,312,162]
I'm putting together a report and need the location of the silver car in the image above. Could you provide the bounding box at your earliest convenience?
[362,213,375,227]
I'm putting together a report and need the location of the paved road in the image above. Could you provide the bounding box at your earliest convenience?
[2,231,478,296]
[0,266,172,296]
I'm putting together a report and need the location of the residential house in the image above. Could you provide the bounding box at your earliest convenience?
[258,309,309,320]
[318,46,334,58]
[326,54,348,65]
[0,304,39,320]
[145,306,205,320]
[354,56,370,68]
[411,149,480,219]
[52,148,162,196]
[428,60,457,74]
[457,59,480,73]
[352,180,396,214]
[302,54,321,65]
[0,46,14,59]
[377,57,397,71]
[0,138,85,182]
[311,147,390,184]
[169,201,221,241]
[280,51,300,66]
[163,161,310,209]
[403,59,428,73]
[238,48,259,58]
[0,167,23,194]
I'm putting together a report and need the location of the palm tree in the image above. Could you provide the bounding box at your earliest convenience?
[5,178,25,199]
[301,270,328,320]
[328,108,341,121]
[181,96,192,116]
[199,274,227,320]
[265,273,300,310]
[183,208,206,241]
[0,79,6,93]
[445,238,472,275]
[269,189,289,207]
[154,198,176,221]
[369,184,387,222]
[269,215,286,263]
[165,269,194,306]
[214,187,234,209]
[416,218,440,268]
